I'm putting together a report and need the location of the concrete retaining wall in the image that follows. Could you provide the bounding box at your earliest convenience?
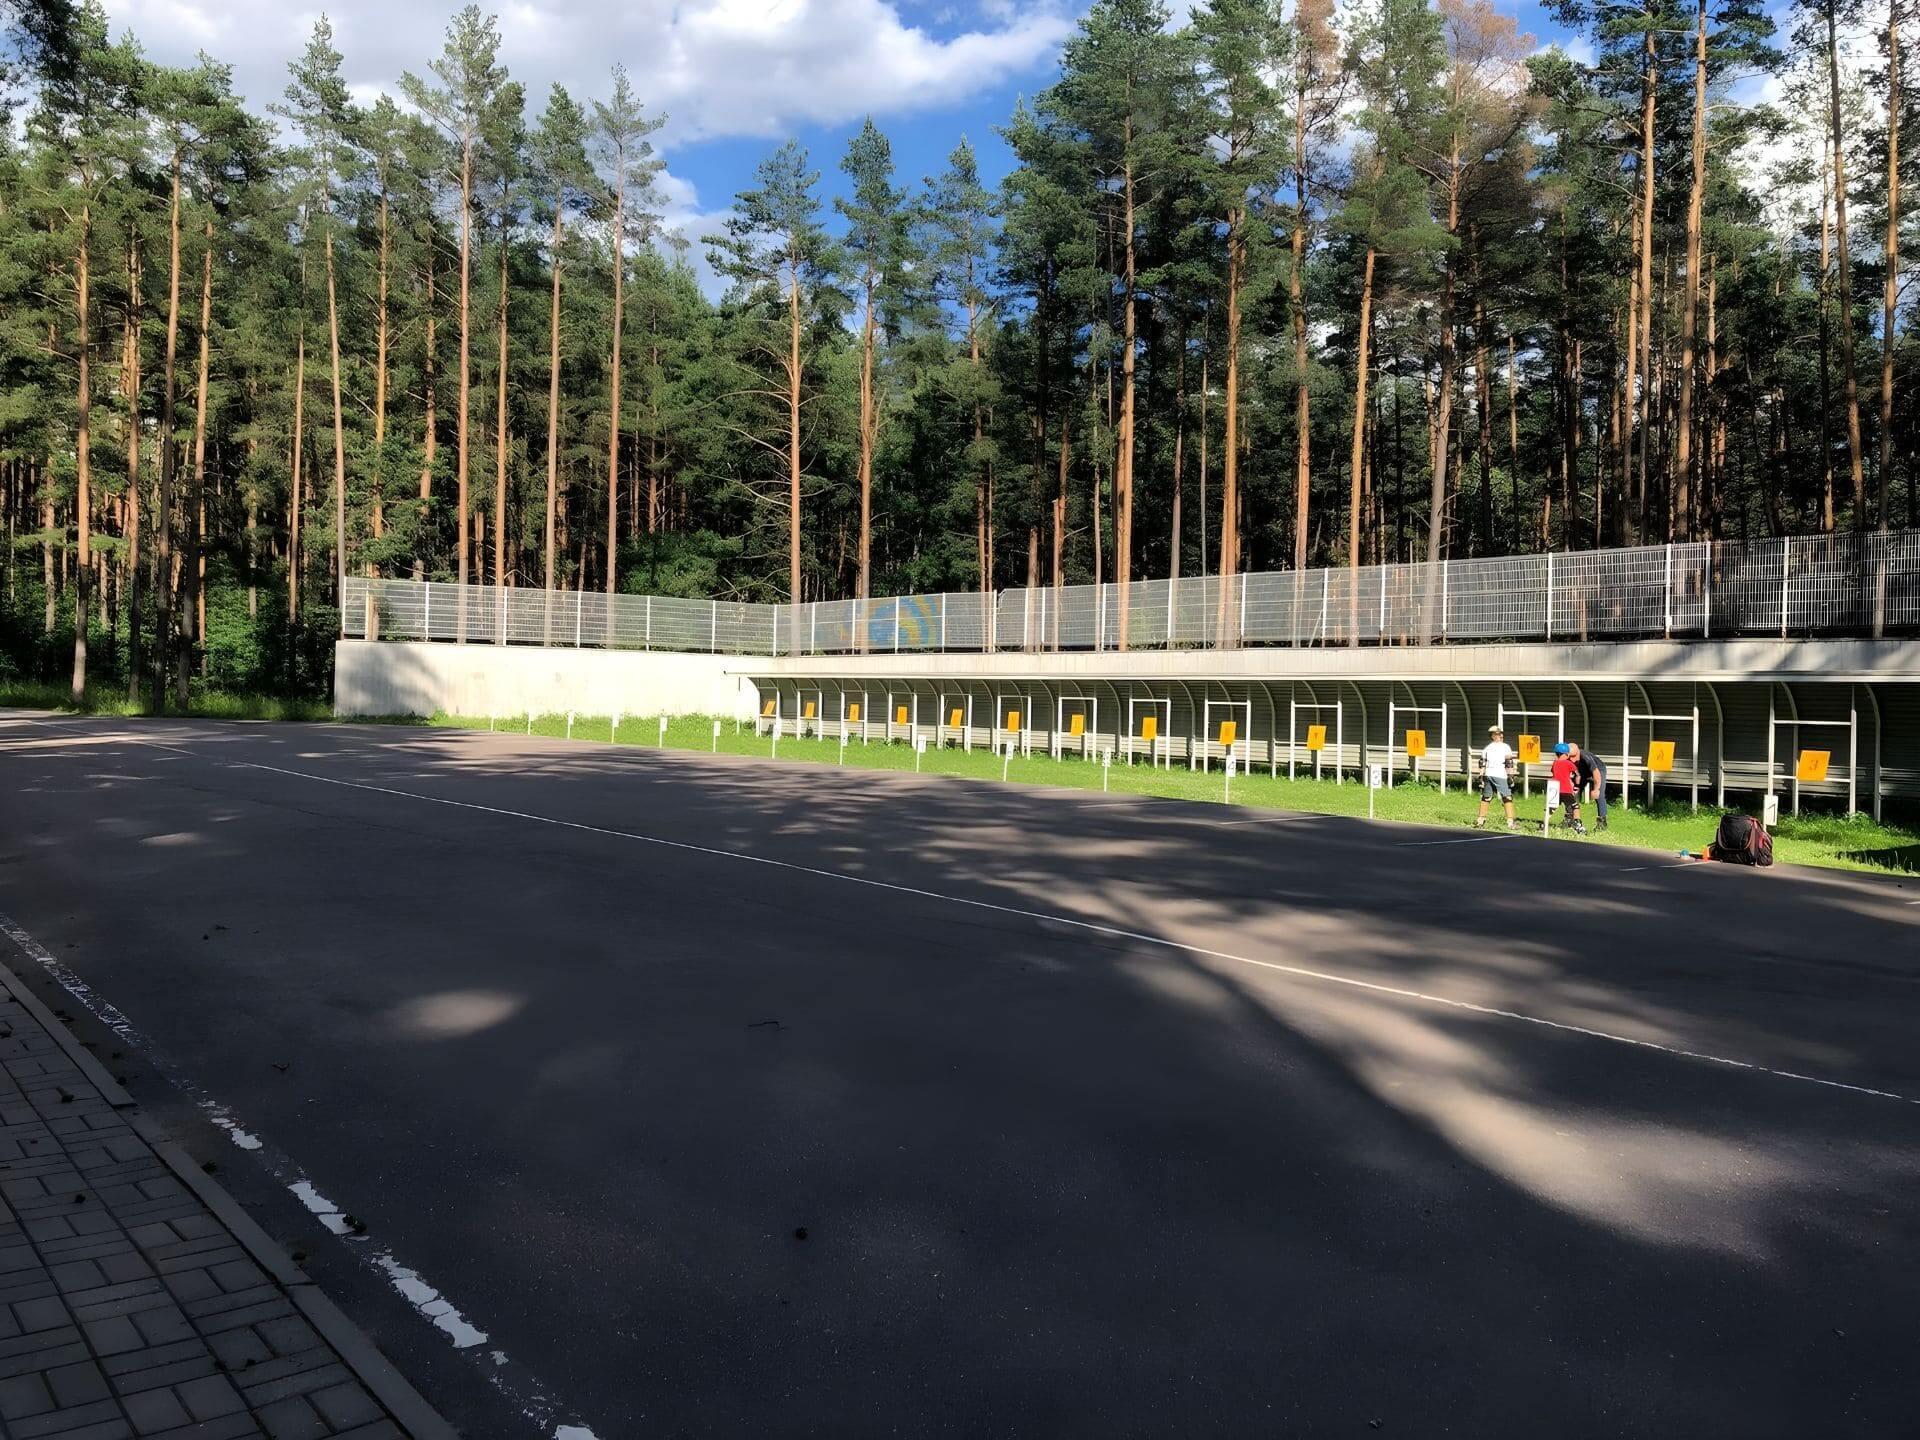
[333,640,758,721]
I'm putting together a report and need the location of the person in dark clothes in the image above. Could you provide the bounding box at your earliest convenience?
[1567,741,1609,830]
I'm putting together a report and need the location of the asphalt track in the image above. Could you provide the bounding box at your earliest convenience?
[2,712,1917,1438]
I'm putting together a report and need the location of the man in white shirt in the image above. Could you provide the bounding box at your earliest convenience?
[1475,724,1517,830]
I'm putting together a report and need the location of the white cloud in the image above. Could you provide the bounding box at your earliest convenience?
[100,0,1071,145]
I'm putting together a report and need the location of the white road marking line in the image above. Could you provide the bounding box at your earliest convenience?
[1397,832,1519,846]
[0,904,594,1439]
[227,758,1916,1108]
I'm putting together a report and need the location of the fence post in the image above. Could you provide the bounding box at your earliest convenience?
[894,596,901,654]
[1096,587,1105,652]
[1703,544,1712,639]
[1240,574,1249,643]
[497,587,506,646]
[1166,577,1176,646]
[575,588,583,647]
[1780,535,1790,639]
[1545,552,1554,640]
[1663,542,1673,637]
[423,584,431,641]
[1377,569,1387,637]
[810,602,817,655]
[645,595,653,650]
[940,593,947,651]
[1441,559,1450,639]
[711,599,718,653]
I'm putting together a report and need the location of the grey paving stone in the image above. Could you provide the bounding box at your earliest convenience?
[83,1313,144,1356]
[122,1385,191,1434]
[11,1395,132,1437]
[308,1380,384,1431]
[254,1396,328,1440]
[46,1358,115,1407]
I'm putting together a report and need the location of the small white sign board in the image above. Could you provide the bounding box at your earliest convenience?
[1763,793,1780,829]
[1546,779,1562,810]
[1225,755,1237,779]
[1368,764,1383,790]
[916,737,928,755]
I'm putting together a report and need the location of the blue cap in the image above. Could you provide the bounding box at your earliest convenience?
[1553,742,1570,755]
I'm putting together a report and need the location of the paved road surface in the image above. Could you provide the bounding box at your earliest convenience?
[2,713,1916,1437]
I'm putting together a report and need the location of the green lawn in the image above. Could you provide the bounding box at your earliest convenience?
[429,710,1920,877]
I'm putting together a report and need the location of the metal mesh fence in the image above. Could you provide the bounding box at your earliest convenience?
[341,528,1920,656]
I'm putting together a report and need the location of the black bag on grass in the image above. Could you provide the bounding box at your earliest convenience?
[1711,813,1775,867]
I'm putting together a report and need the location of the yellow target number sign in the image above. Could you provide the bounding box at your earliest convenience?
[948,708,964,730]
[1516,734,1542,764]
[1005,711,1022,732]
[1218,719,1239,748]
[1796,749,1831,783]
[1305,724,1327,752]
[1404,729,1428,759]
[895,705,909,726]
[1141,715,1159,742]
[1646,739,1675,773]
[846,703,861,724]
[1068,713,1086,737]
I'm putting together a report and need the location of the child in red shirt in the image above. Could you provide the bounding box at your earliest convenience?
[1550,744,1586,834]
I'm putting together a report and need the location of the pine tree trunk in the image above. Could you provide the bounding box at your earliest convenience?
[1828,0,1868,527]
[1170,326,1184,585]
[1221,208,1244,645]
[417,257,436,581]
[72,204,93,703]
[125,236,143,706]
[606,172,625,598]
[1115,138,1136,650]
[325,227,347,604]
[1350,245,1377,632]
[157,152,182,705]
[495,236,509,590]
[1674,0,1708,541]
[373,189,389,559]
[1880,5,1901,533]
[1819,151,1836,532]
[857,266,875,603]
[787,246,803,635]
[457,136,473,626]
[177,227,212,709]
[1291,75,1312,576]
[290,315,305,623]
[545,208,563,628]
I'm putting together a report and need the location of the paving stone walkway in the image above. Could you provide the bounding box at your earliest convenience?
[0,970,440,1439]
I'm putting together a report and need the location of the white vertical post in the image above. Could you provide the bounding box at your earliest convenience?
[1096,586,1105,652]
[1023,590,1031,649]
[1289,698,1297,779]
[940,594,948,652]
[497,586,506,646]
[1440,704,1449,793]
[893,596,901,654]
[1702,544,1712,638]
[1766,689,1776,812]
[424,584,431,640]
[1441,559,1450,639]
[1780,536,1791,639]
[711,599,718,653]
[771,605,778,656]
[1664,543,1674,636]
[1621,705,1630,811]
[645,595,653,650]
[1849,687,1859,816]
[1240,573,1249,642]
[1166,576,1175,644]
[1387,701,1396,788]
[1335,701,1344,785]
[1691,705,1701,813]
[1545,552,1554,639]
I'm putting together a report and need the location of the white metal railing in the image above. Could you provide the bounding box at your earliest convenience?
[340,528,1920,656]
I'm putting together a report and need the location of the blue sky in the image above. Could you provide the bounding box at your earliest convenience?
[97,0,1603,288]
